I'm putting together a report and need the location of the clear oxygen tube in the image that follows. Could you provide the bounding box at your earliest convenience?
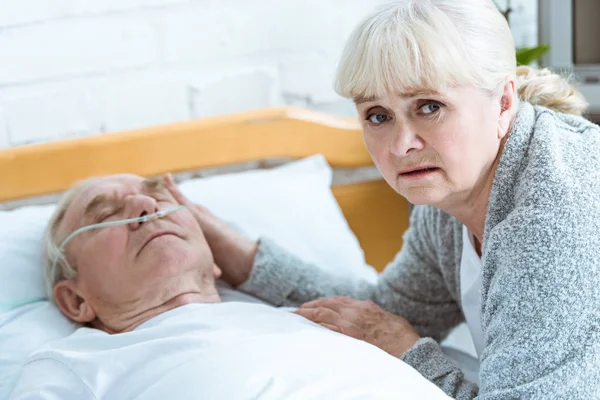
[0,205,187,312]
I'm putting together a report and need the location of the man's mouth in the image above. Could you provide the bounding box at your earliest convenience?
[138,231,178,256]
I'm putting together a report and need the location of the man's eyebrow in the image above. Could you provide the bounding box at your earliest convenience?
[83,194,107,216]
[141,177,165,192]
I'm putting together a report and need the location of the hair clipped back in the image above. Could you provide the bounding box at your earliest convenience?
[516,66,588,116]
[335,0,588,116]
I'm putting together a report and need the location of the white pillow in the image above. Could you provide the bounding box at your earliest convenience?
[0,155,376,396]
[177,155,375,282]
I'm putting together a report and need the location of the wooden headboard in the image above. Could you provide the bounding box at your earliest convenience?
[0,107,410,270]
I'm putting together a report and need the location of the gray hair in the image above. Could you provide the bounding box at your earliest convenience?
[42,177,98,301]
[335,0,587,115]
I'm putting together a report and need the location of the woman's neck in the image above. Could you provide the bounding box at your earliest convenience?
[442,142,506,252]
[443,111,516,253]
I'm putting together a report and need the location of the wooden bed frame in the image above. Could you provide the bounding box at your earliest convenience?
[0,107,411,271]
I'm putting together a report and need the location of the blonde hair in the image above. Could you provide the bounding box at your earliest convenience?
[335,0,588,116]
[516,66,588,115]
[42,177,98,301]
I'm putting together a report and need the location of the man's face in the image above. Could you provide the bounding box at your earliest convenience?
[55,174,218,331]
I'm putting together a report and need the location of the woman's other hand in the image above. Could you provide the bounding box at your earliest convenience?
[295,296,420,358]
[163,173,258,287]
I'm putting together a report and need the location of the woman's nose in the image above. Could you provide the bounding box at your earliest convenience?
[389,125,424,157]
[126,195,158,230]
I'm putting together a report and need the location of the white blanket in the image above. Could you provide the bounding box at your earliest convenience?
[10,302,449,399]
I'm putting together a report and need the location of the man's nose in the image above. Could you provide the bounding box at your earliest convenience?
[126,195,159,230]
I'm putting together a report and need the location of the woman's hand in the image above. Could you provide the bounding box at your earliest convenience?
[295,296,420,358]
[163,173,258,286]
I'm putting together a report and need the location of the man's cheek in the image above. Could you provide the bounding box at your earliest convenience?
[98,234,129,265]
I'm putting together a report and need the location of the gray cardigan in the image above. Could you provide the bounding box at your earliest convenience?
[239,102,600,399]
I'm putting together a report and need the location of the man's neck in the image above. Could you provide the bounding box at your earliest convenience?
[94,289,221,334]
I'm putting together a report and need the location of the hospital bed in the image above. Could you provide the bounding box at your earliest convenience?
[0,107,472,398]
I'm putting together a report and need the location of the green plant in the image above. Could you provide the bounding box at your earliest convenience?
[516,45,550,66]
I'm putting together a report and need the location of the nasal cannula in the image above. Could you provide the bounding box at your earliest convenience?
[0,205,186,311]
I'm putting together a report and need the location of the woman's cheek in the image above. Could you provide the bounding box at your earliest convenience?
[365,133,393,176]
[363,129,384,158]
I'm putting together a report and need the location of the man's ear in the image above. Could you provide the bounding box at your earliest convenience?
[53,280,96,324]
[498,79,516,139]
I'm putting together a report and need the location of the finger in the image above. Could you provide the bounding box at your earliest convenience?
[162,173,177,189]
[163,174,193,207]
[299,296,355,313]
[318,322,342,334]
[299,297,343,310]
[294,306,341,324]
[329,296,357,305]
[297,299,325,309]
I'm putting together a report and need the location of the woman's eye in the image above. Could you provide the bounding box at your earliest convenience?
[420,102,441,114]
[366,113,389,125]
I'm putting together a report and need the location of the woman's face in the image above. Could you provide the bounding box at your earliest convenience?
[356,85,507,209]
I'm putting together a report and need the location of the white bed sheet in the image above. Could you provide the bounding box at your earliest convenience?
[10,302,451,400]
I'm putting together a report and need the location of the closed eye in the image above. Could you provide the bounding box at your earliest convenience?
[96,208,121,223]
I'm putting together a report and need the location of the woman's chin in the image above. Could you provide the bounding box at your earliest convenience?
[400,187,446,206]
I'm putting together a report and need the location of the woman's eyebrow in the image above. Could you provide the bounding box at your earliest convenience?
[399,89,441,98]
[354,95,378,105]
[354,90,441,105]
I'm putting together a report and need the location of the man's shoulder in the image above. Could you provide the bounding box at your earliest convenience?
[25,326,102,362]
[10,356,94,399]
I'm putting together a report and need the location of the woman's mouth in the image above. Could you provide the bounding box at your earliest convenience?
[398,167,440,180]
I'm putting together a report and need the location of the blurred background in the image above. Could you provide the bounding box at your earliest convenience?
[0,0,597,149]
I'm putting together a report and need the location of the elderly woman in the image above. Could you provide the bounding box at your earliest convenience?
[166,0,600,398]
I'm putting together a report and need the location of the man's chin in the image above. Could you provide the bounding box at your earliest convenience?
[137,245,198,273]
[168,292,220,307]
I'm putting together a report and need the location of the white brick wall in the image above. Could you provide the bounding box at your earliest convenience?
[3,85,103,144]
[0,0,537,147]
[190,68,280,118]
[0,17,161,85]
[95,72,190,133]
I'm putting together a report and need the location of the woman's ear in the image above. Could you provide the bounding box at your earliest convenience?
[498,79,516,139]
[53,280,96,324]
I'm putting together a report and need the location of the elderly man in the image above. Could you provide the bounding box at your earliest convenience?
[10,173,449,400]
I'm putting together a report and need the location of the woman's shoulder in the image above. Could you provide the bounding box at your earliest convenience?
[530,105,600,154]
[534,105,600,136]
[517,106,600,210]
